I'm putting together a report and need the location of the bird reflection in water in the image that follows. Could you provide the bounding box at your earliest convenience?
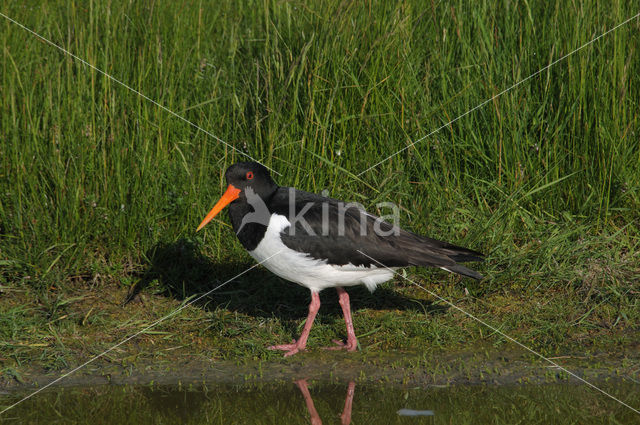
[295,379,355,425]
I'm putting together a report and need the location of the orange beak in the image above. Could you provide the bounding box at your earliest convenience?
[196,184,242,231]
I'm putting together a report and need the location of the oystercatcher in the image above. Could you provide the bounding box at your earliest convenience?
[197,162,483,356]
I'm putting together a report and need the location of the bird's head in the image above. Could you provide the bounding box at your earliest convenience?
[196,162,278,231]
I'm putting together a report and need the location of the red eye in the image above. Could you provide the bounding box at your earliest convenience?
[246,171,254,180]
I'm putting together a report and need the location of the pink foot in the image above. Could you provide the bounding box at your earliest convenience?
[324,339,357,351]
[324,288,359,352]
[268,339,305,357]
[268,292,321,357]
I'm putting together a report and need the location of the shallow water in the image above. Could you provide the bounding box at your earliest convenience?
[1,380,638,424]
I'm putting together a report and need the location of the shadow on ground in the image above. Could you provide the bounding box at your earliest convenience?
[124,239,447,322]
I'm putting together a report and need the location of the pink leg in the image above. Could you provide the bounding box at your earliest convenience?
[340,381,356,425]
[268,291,320,357]
[326,287,358,351]
[295,379,322,425]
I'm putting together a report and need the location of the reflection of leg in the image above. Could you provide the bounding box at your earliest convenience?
[340,381,356,425]
[269,292,320,356]
[295,379,322,425]
[326,287,358,351]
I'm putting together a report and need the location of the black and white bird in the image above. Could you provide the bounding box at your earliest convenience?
[197,162,484,356]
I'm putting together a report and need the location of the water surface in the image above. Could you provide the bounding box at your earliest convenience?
[1,380,638,424]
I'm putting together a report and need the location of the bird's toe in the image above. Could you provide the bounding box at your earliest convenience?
[267,340,305,356]
[324,339,357,352]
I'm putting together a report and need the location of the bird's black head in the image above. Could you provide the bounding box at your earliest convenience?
[224,162,278,201]
[196,162,278,231]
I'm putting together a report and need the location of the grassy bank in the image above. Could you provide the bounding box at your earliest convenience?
[1,0,639,379]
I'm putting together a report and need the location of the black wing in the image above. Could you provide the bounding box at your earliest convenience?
[269,187,484,279]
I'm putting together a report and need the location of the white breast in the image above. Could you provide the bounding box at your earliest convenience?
[248,214,395,293]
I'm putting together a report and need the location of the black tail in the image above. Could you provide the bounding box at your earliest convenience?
[442,264,484,280]
[448,252,484,263]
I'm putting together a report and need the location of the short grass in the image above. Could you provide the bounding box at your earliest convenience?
[1,0,639,379]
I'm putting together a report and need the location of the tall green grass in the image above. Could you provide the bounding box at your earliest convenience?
[0,0,638,359]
